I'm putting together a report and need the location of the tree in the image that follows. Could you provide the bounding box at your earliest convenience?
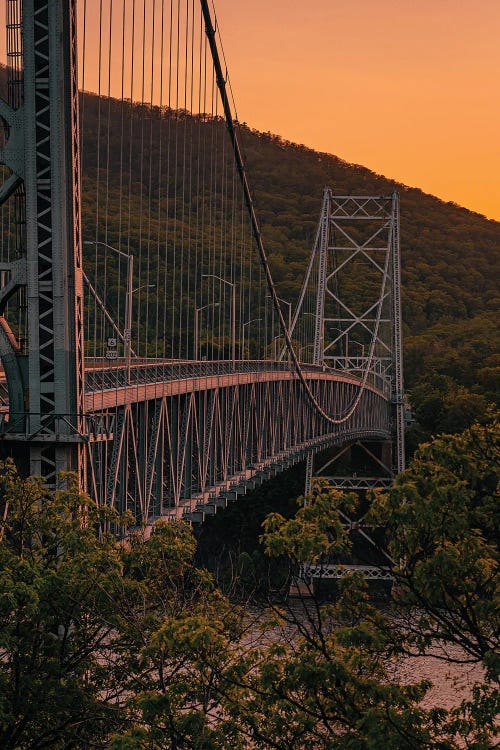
[207,487,450,750]
[410,373,490,436]
[369,416,499,744]
[1,427,498,750]
[0,463,129,749]
[124,484,485,749]
[0,461,240,750]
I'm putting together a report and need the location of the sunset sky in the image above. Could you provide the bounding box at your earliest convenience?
[2,0,498,220]
[213,0,500,221]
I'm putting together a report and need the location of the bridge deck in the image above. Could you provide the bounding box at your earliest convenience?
[0,358,389,420]
[0,358,393,521]
[83,359,388,410]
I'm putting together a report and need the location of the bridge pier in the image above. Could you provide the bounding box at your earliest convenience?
[301,440,396,588]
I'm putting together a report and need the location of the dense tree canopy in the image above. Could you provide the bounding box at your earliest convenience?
[0,418,498,749]
[370,417,499,679]
[0,462,241,749]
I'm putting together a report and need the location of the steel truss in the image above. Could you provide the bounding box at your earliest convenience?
[304,564,393,581]
[292,191,404,473]
[0,0,85,484]
[83,371,391,528]
[293,192,404,583]
[303,438,397,584]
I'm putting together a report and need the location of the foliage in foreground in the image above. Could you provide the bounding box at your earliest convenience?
[0,462,242,750]
[372,416,499,674]
[0,418,498,749]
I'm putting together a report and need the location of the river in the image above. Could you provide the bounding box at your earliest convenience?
[247,600,486,714]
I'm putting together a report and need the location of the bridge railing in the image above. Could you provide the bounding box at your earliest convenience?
[83,358,390,395]
[84,359,318,392]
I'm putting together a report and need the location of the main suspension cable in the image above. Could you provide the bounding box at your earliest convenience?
[200,0,375,425]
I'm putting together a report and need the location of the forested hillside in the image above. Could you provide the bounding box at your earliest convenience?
[80,90,500,429]
[238,127,499,383]
[1,63,498,430]
[236,125,499,433]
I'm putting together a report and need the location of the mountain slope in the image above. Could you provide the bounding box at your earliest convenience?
[0,65,498,398]
[236,127,499,396]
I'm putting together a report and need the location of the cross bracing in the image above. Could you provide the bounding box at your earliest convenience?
[84,365,391,524]
[0,0,403,526]
[288,188,404,474]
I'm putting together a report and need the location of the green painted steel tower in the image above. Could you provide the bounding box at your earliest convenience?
[0,0,85,485]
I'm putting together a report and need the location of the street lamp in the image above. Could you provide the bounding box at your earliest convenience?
[328,326,348,360]
[271,334,284,361]
[83,240,131,263]
[298,343,315,362]
[349,338,366,359]
[125,283,155,383]
[194,302,220,361]
[242,317,261,359]
[267,295,292,362]
[83,240,134,366]
[202,274,236,367]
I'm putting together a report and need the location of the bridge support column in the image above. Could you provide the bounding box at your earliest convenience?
[25,0,85,481]
[302,442,395,589]
[0,1,85,485]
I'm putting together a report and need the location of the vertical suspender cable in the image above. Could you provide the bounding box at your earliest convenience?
[200,0,375,425]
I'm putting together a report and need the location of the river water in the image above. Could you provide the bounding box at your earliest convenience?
[247,602,485,714]
[389,644,484,711]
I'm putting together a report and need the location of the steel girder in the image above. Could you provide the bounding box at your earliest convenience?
[303,564,393,581]
[0,0,85,484]
[84,374,391,527]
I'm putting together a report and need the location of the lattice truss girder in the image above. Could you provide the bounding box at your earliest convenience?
[289,191,404,474]
[85,375,391,525]
[0,0,85,484]
[303,564,393,581]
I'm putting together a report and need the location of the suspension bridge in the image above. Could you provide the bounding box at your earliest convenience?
[0,0,404,542]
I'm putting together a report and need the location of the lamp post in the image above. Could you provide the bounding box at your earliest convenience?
[328,326,348,361]
[194,302,220,361]
[298,343,315,362]
[267,295,292,362]
[349,338,365,359]
[242,317,261,359]
[300,313,316,363]
[202,274,236,367]
[271,334,283,361]
[126,283,155,383]
[83,240,134,364]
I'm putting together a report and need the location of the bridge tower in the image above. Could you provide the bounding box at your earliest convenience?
[0,0,85,485]
[299,188,404,490]
[295,189,404,582]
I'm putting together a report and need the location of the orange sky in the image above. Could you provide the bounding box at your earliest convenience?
[213,0,500,221]
[1,0,498,220]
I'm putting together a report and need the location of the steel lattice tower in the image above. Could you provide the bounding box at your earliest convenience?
[298,189,405,491]
[0,0,85,485]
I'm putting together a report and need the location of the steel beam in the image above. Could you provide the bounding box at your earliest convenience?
[0,0,85,484]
